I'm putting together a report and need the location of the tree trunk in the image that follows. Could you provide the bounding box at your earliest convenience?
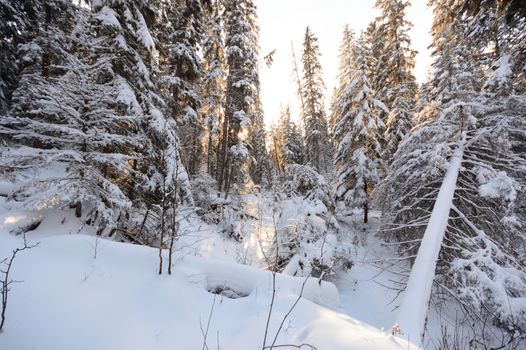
[75,201,82,218]
[207,126,214,176]
[394,133,466,344]
[168,165,179,275]
[158,180,166,275]
[363,178,368,224]
[217,114,230,193]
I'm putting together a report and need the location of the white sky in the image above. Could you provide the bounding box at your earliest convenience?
[254,0,434,128]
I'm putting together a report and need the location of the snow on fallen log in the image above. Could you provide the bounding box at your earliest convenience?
[394,132,467,344]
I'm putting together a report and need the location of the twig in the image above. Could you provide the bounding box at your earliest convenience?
[262,215,279,349]
[268,276,310,349]
[201,295,216,350]
[1,235,38,332]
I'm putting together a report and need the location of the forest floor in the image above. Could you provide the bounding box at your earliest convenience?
[0,194,425,350]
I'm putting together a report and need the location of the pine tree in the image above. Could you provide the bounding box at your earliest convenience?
[333,34,385,223]
[154,0,207,177]
[269,106,304,173]
[0,1,146,237]
[330,26,353,142]
[269,121,284,174]
[367,0,417,162]
[94,0,193,239]
[425,1,476,103]
[200,0,226,179]
[217,0,260,196]
[0,0,197,243]
[282,114,304,167]
[301,27,330,174]
[0,0,219,246]
[0,0,41,113]
[248,96,270,185]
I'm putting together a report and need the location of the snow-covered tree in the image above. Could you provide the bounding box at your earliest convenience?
[0,1,142,237]
[248,96,271,185]
[269,118,285,174]
[381,95,526,340]
[200,0,226,178]
[379,2,526,339]
[271,164,345,278]
[217,0,260,196]
[330,25,353,139]
[301,27,330,174]
[90,0,191,242]
[456,0,526,94]
[333,34,385,223]
[367,0,417,162]
[0,0,41,113]
[269,106,304,173]
[282,112,304,168]
[0,0,194,244]
[154,0,207,177]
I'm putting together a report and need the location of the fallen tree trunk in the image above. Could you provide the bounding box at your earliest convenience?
[394,132,466,344]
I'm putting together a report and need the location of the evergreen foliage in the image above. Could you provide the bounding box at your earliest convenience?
[367,0,417,162]
[378,0,526,335]
[269,106,304,174]
[301,27,331,174]
[217,0,261,196]
[332,33,385,223]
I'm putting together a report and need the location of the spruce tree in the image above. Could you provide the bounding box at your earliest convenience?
[269,121,284,174]
[270,106,304,173]
[301,27,330,174]
[333,34,385,223]
[368,0,417,162]
[330,26,353,142]
[0,0,41,113]
[0,1,145,237]
[248,96,270,185]
[95,0,193,237]
[201,0,226,179]
[282,114,305,167]
[456,0,526,94]
[154,0,207,177]
[217,0,260,196]
[0,0,195,242]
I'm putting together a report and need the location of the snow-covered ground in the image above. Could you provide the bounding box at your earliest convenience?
[0,197,418,350]
[336,213,401,331]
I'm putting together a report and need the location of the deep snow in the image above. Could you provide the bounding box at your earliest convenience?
[0,198,418,350]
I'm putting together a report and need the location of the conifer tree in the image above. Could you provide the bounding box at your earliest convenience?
[0,0,194,242]
[154,0,207,177]
[282,114,304,168]
[456,0,526,94]
[379,1,526,336]
[330,25,353,139]
[269,122,284,174]
[367,0,417,162]
[0,1,146,237]
[93,0,193,237]
[270,106,304,173]
[201,0,226,178]
[301,27,330,174]
[248,96,270,185]
[217,0,260,196]
[333,34,385,223]
[0,0,41,113]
